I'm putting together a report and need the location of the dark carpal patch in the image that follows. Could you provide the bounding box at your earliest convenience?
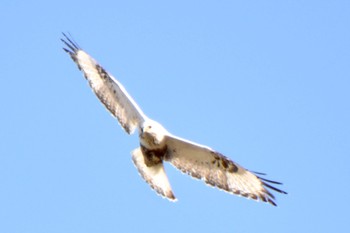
[210,151,238,173]
[96,64,109,80]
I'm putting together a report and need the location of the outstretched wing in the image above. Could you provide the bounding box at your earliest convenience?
[61,33,147,134]
[132,147,176,201]
[165,135,287,206]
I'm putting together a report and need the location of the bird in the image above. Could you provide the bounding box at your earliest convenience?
[61,33,287,206]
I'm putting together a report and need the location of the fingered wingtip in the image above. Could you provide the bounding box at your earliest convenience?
[61,32,81,53]
[62,47,71,54]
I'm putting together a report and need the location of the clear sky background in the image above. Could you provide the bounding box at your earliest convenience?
[1,1,349,232]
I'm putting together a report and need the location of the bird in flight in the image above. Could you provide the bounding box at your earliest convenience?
[61,33,287,206]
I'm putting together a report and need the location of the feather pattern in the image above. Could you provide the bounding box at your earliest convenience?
[165,135,287,206]
[61,33,146,134]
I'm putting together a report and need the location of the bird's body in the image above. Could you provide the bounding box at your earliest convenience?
[62,33,286,206]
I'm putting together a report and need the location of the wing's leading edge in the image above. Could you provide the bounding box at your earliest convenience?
[61,33,147,134]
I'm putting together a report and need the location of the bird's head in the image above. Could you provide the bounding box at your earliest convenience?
[139,120,168,149]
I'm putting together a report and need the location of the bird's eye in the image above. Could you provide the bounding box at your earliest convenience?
[148,125,152,129]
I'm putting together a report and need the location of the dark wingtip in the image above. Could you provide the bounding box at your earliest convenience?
[268,199,277,207]
[62,44,73,54]
[263,181,288,195]
[61,32,81,53]
[253,172,288,195]
[251,171,287,206]
[251,171,267,176]
[259,177,284,185]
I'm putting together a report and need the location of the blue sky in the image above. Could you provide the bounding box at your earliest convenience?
[1,1,349,232]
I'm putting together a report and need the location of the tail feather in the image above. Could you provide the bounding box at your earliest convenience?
[131,147,176,201]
